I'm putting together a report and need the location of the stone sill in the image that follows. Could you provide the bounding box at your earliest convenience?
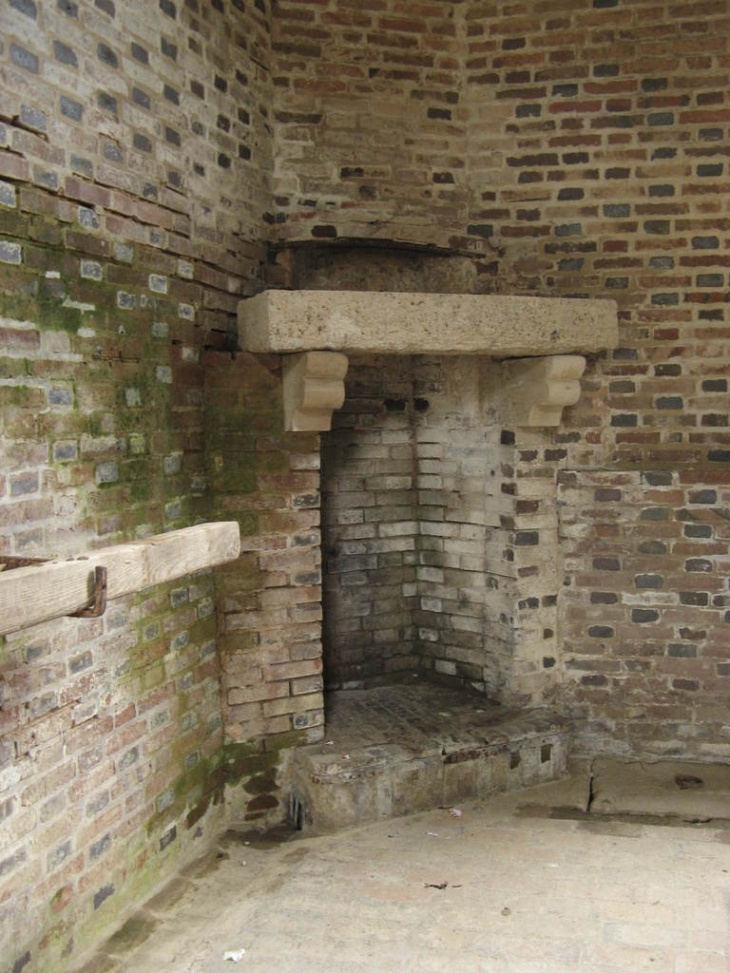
[0,522,241,638]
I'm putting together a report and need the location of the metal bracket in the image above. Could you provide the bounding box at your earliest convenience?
[73,565,108,618]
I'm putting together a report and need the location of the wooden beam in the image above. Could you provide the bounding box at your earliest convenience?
[0,522,240,637]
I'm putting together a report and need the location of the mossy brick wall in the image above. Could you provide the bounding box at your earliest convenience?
[204,350,324,823]
[462,0,730,756]
[0,0,275,970]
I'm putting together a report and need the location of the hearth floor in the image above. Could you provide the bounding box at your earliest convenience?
[320,679,554,749]
[290,680,571,832]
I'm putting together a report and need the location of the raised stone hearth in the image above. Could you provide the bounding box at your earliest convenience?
[290,681,570,832]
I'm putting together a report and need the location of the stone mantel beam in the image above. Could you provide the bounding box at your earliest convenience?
[238,290,618,358]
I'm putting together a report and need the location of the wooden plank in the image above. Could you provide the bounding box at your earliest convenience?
[0,522,240,637]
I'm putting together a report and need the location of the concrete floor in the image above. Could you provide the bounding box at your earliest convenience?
[73,771,730,973]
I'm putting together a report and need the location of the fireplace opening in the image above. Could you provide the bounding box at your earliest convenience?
[291,351,572,831]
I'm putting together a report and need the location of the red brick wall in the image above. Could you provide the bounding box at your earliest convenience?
[271,0,479,252]
[270,0,730,756]
[463,0,730,756]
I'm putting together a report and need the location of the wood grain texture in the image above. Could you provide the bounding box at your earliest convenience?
[0,522,240,637]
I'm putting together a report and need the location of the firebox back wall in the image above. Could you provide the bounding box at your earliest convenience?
[322,354,559,703]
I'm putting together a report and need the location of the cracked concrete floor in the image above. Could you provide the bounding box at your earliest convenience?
[73,771,730,973]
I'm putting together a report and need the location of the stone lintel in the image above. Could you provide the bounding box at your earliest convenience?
[239,290,618,358]
[500,355,587,427]
[283,351,349,432]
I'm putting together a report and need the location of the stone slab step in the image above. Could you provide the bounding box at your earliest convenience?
[290,705,571,833]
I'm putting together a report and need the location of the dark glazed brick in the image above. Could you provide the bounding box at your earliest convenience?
[97,92,118,114]
[20,105,46,131]
[709,450,730,462]
[689,489,716,504]
[164,85,180,105]
[96,0,115,13]
[668,644,697,658]
[611,414,637,427]
[684,524,712,539]
[593,557,620,571]
[655,396,683,409]
[53,40,77,66]
[588,626,614,638]
[638,540,667,555]
[131,43,149,64]
[591,592,618,605]
[133,133,152,153]
[513,531,539,546]
[10,44,39,74]
[11,0,37,17]
[214,75,227,92]
[692,236,718,249]
[594,64,619,77]
[160,0,176,16]
[581,674,607,686]
[631,609,659,624]
[603,204,630,218]
[94,883,115,909]
[58,0,78,13]
[238,144,251,160]
[703,379,727,392]
[649,184,674,197]
[467,224,494,238]
[218,153,231,168]
[698,164,723,177]
[132,87,151,110]
[60,96,82,121]
[160,825,177,850]
[97,43,118,68]
[635,574,663,589]
[161,37,178,59]
[12,952,31,973]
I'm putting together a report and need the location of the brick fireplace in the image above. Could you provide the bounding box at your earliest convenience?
[239,281,618,714]
[236,278,618,830]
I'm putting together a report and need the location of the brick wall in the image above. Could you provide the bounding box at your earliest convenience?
[204,350,325,823]
[322,354,419,687]
[320,353,564,706]
[0,0,275,970]
[2,1,729,968]
[270,0,483,253]
[463,0,730,756]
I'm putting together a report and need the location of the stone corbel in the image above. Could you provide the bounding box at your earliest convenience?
[282,351,349,432]
[500,354,586,427]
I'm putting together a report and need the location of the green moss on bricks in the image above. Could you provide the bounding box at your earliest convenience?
[36,277,88,333]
